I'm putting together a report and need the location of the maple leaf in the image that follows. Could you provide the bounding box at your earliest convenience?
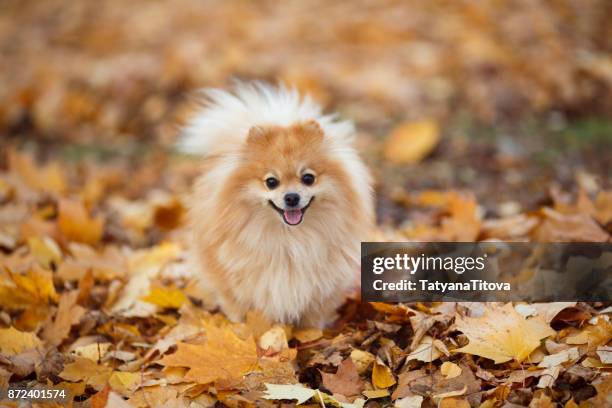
[455,303,555,364]
[320,358,364,397]
[0,264,58,310]
[159,323,259,384]
[59,357,113,390]
[41,290,86,347]
[58,198,104,245]
[0,327,42,355]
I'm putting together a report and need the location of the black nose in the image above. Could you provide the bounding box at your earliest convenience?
[284,193,301,208]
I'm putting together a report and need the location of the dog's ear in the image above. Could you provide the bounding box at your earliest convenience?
[297,120,324,144]
[302,120,323,136]
[246,125,267,145]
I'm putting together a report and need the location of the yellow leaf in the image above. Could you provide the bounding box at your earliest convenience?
[0,265,58,310]
[60,357,113,391]
[293,328,323,343]
[455,303,555,364]
[71,343,111,361]
[383,120,440,164]
[27,236,62,268]
[440,362,462,379]
[58,199,104,245]
[372,361,396,389]
[0,327,42,355]
[565,317,612,350]
[159,323,258,384]
[108,371,141,395]
[141,287,187,309]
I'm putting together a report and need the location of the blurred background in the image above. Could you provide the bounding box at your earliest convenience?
[1,0,611,228]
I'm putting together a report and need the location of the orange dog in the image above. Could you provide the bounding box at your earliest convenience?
[179,82,374,327]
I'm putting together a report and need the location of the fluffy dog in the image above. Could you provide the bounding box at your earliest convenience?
[179,82,374,327]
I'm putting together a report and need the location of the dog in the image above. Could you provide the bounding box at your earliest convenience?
[179,82,374,327]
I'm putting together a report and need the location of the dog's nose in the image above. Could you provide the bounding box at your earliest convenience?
[284,193,301,208]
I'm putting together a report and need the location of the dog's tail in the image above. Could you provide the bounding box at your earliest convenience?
[175,81,355,156]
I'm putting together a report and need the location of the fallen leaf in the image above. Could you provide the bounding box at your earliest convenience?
[41,290,86,347]
[321,358,364,397]
[536,366,560,389]
[372,360,396,389]
[0,326,42,355]
[294,327,323,343]
[0,264,58,310]
[259,326,289,355]
[58,198,104,245]
[108,371,141,395]
[28,236,62,268]
[262,383,315,404]
[441,362,462,379]
[408,335,441,363]
[596,346,612,364]
[565,317,612,350]
[537,347,579,368]
[433,385,467,401]
[159,323,258,384]
[395,395,423,408]
[350,349,375,374]
[384,120,440,164]
[455,303,555,363]
[141,286,187,309]
[60,357,113,390]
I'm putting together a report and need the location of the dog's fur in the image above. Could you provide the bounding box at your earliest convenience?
[179,82,374,327]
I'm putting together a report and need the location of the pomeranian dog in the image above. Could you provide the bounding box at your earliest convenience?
[179,82,374,327]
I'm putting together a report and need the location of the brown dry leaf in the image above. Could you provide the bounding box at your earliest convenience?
[585,375,612,407]
[60,357,113,390]
[41,290,86,347]
[438,397,470,408]
[455,303,555,364]
[532,207,609,242]
[565,317,612,350]
[0,326,42,355]
[321,358,364,398]
[408,335,441,363]
[384,120,440,164]
[372,360,396,389]
[529,392,555,408]
[159,323,259,384]
[58,198,104,245]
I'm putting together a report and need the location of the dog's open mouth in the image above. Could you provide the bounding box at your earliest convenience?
[268,198,314,226]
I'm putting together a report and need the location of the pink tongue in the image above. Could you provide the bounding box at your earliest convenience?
[283,209,303,225]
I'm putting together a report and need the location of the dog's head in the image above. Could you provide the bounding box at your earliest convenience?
[227,120,354,227]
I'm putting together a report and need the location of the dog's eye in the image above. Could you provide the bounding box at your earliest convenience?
[265,177,279,189]
[301,174,315,186]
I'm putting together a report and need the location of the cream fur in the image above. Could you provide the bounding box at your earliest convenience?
[181,82,373,327]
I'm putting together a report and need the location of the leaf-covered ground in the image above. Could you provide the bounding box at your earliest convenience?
[1,1,611,407]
